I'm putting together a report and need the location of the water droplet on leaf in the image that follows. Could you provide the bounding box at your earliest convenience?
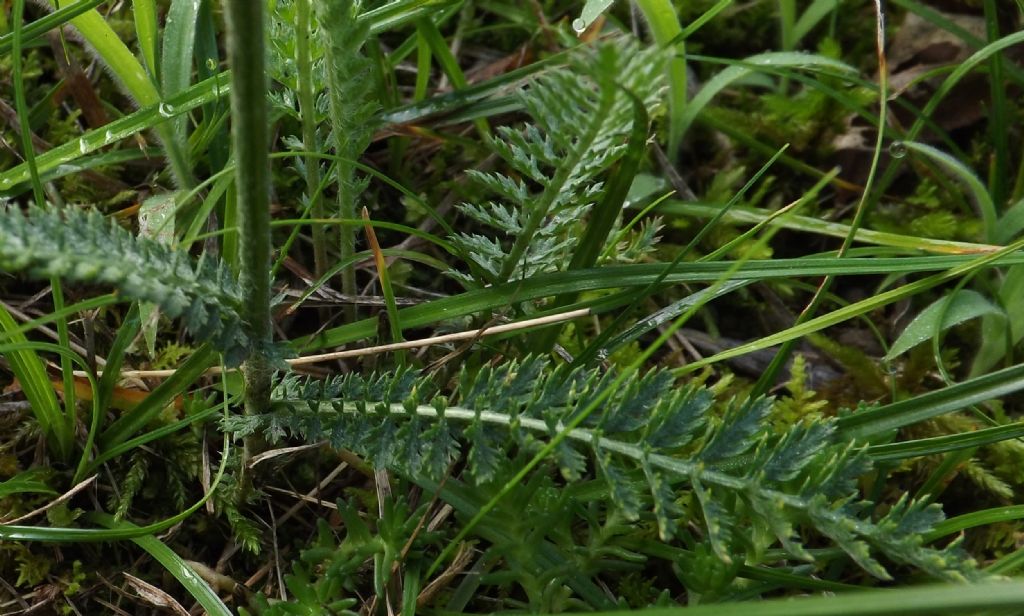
[889,141,907,159]
[572,18,587,34]
[158,102,175,118]
[78,139,89,154]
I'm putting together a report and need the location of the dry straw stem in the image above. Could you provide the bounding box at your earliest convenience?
[72,308,591,379]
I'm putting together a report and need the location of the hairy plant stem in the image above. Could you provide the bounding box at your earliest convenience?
[295,0,327,280]
[318,0,376,323]
[224,0,272,419]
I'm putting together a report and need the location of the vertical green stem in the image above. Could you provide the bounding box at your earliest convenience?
[983,0,1008,210]
[318,0,375,323]
[751,0,889,396]
[296,0,327,280]
[224,0,272,417]
[635,0,686,162]
[13,0,78,456]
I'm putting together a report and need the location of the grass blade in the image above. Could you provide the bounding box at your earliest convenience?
[99,345,217,449]
[0,306,71,459]
[91,513,232,616]
[838,363,1024,440]
[161,0,203,153]
[589,582,1024,615]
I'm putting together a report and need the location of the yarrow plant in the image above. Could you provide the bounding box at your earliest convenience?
[2,0,1024,614]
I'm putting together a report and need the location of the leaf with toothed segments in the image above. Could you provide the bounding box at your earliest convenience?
[221,356,983,583]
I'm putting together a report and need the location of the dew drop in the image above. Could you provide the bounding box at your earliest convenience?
[572,18,587,34]
[889,141,907,159]
[78,139,89,154]
[0,178,11,187]
[103,130,114,143]
[206,57,217,70]
[158,102,175,118]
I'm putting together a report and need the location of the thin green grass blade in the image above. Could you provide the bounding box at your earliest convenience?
[838,362,1024,440]
[10,0,45,208]
[49,283,77,465]
[0,0,104,56]
[0,341,100,484]
[589,582,1024,615]
[659,201,996,255]
[533,86,649,352]
[99,344,217,449]
[676,52,856,141]
[414,17,489,138]
[361,0,461,34]
[988,547,1024,575]
[982,0,1009,207]
[0,370,231,543]
[575,0,614,31]
[909,31,1024,153]
[926,506,1024,542]
[86,405,221,473]
[414,20,433,102]
[635,0,687,158]
[133,0,159,76]
[579,146,789,363]
[866,422,1024,461]
[161,0,203,152]
[897,140,997,243]
[378,52,564,126]
[674,236,1024,377]
[677,0,732,41]
[0,306,71,459]
[0,72,229,195]
[90,513,232,616]
[22,147,161,188]
[97,304,142,415]
[41,0,158,105]
[300,250,1024,351]
[792,0,839,46]
[362,209,404,363]
[0,295,118,346]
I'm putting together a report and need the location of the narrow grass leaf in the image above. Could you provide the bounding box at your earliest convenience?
[866,422,1024,461]
[838,363,1024,440]
[161,0,203,149]
[301,251,1024,351]
[0,306,70,459]
[91,513,232,616]
[587,581,1024,615]
[0,0,104,56]
[898,141,997,243]
[792,0,840,46]
[99,345,217,449]
[925,506,1024,542]
[676,52,856,141]
[98,304,142,416]
[635,0,687,157]
[133,0,159,76]
[0,73,230,195]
